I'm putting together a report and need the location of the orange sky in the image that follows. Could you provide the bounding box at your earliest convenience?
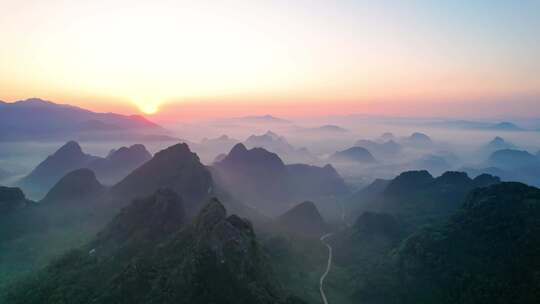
[1,0,539,121]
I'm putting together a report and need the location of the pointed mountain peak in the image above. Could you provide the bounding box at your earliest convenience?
[278,201,326,237]
[111,142,212,210]
[55,140,83,156]
[265,130,279,138]
[41,168,105,203]
[229,143,248,155]
[196,197,227,231]
[155,142,193,158]
[106,144,151,161]
[492,136,505,143]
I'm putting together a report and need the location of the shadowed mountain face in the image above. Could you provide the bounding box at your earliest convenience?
[392,182,540,304]
[243,131,316,163]
[111,143,213,213]
[347,170,500,226]
[332,211,404,266]
[0,186,31,213]
[488,149,540,169]
[90,188,186,256]
[89,144,152,184]
[18,141,97,197]
[244,131,294,154]
[464,148,540,187]
[212,144,290,214]
[18,141,151,198]
[3,194,299,304]
[41,168,105,204]
[277,201,326,238]
[329,146,377,163]
[286,164,349,199]
[213,144,348,215]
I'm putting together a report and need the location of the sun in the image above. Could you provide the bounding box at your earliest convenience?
[138,103,159,115]
[133,98,160,115]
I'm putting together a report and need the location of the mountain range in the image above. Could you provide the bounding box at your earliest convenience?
[18,141,151,199]
[346,170,500,226]
[0,98,168,141]
[3,191,304,304]
[329,146,377,163]
[212,143,349,215]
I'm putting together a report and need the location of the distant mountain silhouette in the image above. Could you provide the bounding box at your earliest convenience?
[355,139,402,157]
[244,131,294,154]
[233,114,291,124]
[18,141,151,198]
[345,179,390,210]
[3,194,300,304]
[487,149,540,169]
[277,201,326,237]
[0,98,164,141]
[404,132,433,148]
[41,169,105,204]
[492,121,523,131]
[212,143,291,214]
[286,164,349,199]
[408,154,451,175]
[199,134,240,151]
[242,131,316,163]
[88,144,152,184]
[18,141,97,197]
[428,120,524,131]
[111,143,213,213]
[187,135,241,164]
[329,146,377,163]
[379,132,396,141]
[213,144,348,215]
[480,136,516,154]
[303,125,348,133]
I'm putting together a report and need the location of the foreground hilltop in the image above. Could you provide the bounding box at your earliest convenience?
[332,182,540,304]
[3,190,305,304]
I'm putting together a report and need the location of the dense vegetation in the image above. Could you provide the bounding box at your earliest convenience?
[2,191,304,304]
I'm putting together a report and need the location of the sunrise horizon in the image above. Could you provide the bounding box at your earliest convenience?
[2,0,539,122]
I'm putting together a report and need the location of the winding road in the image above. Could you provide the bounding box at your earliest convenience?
[319,233,334,304]
[319,201,351,304]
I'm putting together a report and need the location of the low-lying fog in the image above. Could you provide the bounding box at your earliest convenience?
[3,115,539,192]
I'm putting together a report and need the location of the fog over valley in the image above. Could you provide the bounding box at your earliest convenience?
[1,98,540,304]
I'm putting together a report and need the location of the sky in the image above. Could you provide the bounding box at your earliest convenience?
[1,0,539,121]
